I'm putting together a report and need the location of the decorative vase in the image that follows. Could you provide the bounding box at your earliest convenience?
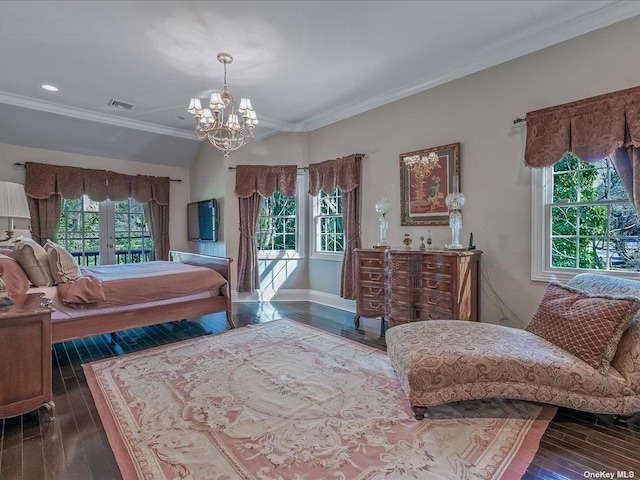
[403,233,412,249]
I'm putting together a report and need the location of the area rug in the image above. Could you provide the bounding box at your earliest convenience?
[83,319,556,480]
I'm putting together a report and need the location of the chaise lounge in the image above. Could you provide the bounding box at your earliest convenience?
[386,273,640,419]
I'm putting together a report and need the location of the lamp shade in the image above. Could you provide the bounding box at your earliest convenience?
[0,181,30,219]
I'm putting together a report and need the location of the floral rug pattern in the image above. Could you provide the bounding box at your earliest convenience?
[83,320,555,480]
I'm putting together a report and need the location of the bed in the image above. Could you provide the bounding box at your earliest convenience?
[2,248,233,343]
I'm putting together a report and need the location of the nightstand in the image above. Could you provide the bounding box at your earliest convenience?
[0,293,55,420]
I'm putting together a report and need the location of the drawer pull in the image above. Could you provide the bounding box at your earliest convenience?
[425,263,438,270]
[369,302,382,309]
[369,274,382,281]
[426,280,440,289]
[427,297,439,305]
[369,288,383,295]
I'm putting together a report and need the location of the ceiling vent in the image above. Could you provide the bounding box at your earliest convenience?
[108,99,134,110]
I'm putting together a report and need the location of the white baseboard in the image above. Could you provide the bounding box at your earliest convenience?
[307,290,356,313]
[231,288,356,313]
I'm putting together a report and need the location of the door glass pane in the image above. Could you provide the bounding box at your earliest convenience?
[57,196,152,265]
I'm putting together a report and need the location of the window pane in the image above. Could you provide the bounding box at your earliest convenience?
[577,205,606,236]
[315,189,344,253]
[551,238,577,268]
[551,206,576,235]
[578,237,605,270]
[256,192,297,252]
[553,172,578,202]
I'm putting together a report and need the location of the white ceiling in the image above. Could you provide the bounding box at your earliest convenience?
[1,0,639,168]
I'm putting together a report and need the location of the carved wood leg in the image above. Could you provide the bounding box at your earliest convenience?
[354,314,361,330]
[44,401,56,421]
[412,405,427,420]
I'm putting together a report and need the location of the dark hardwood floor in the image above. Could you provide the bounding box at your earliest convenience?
[1,302,638,479]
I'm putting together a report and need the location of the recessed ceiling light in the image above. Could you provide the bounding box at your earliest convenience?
[41,84,59,92]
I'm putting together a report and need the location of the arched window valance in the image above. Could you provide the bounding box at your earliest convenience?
[308,154,363,195]
[24,162,170,205]
[524,85,640,212]
[234,165,297,198]
[524,85,640,169]
[24,162,171,260]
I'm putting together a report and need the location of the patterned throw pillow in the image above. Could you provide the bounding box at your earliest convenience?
[45,239,82,284]
[526,281,640,372]
[12,237,55,287]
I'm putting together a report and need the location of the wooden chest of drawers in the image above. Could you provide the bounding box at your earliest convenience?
[354,249,386,329]
[354,248,481,329]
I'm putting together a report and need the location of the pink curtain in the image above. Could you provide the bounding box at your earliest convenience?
[524,85,640,211]
[235,165,298,293]
[27,195,62,245]
[308,154,363,299]
[236,193,262,292]
[25,162,171,257]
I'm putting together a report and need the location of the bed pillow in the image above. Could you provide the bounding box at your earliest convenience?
[12,237,55,287]
[0,253,30,295]
[526,281,640,372]
[0,248,14,258]
[45,239,81,284]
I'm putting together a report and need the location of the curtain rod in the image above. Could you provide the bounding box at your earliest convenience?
[12,162,182,182]
[228,166,308,170]
[227,153,366,170]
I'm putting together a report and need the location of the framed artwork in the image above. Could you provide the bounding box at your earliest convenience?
[399,142,460,226]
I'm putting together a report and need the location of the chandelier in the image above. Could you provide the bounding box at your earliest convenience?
[188,53,258,158]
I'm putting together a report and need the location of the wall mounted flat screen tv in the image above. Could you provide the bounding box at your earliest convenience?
[187,199,217,241]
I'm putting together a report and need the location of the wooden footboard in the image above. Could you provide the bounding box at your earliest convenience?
[51,251,233,343]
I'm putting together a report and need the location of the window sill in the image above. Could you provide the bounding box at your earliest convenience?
[310,252,344,262]
[532,267,640,283]
[258,250,303,261]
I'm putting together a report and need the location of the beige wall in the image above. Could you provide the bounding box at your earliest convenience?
[0,142,191,252]
[190,15,640,325]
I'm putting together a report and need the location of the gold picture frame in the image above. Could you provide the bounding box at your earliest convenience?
[400,142,460,226]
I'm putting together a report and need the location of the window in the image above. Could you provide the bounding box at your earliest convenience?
[57,195,152,265]
[314,189,344,254]
[532,154,640,281]
[256,192,298,254]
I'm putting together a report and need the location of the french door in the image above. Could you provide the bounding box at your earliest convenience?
[57,195,152,266]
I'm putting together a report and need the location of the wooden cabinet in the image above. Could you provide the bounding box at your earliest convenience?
[0,293,55,420]
[354,248,481,329]
[354,249,386,329]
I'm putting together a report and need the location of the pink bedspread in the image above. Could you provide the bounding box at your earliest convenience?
[57,261,227,308]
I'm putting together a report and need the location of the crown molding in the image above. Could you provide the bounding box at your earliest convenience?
[303,2,640,131]
[257,115,309,133]
[0,91,198,140]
